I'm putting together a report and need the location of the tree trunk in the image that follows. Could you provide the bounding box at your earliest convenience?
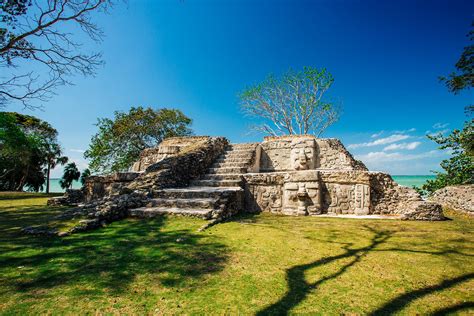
[46,163,51,194]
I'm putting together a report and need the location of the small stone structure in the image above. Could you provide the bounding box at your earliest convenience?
[46,134,444,235]
[429,185,473,216]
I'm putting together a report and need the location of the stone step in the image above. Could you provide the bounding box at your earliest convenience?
[224,149,255,154]
[190,179,242,187]
[201,173,243,181]
[207,167,248,174]
[153,186,243,199]
[145,197,218,209]
[211,161,248,168]
[219,153,253,160]
[129,207,213,220]
[226,143,257,150]
[216,157,249,163]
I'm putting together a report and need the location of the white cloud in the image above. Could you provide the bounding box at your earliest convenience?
[69,148,85,153]
[356,150,446,164]
[383,141,421,151]
[394,128,416,134]
[433,122,449,129]
[348,134,410,149]
[371,131,384,138]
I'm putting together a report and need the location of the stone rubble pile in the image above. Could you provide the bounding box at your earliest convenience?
[429,185,473,216]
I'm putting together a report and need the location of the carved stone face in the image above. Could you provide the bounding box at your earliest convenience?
[290,139,316,170]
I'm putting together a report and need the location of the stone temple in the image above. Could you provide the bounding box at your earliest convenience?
[74,135,444,225]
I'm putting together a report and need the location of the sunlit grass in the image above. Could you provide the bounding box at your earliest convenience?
[0,192,473,314]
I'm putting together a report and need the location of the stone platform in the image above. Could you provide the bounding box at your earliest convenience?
[51,135,444,235]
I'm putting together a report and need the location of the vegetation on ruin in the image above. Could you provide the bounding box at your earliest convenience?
[84,106,193,174]
[0,192,472,314]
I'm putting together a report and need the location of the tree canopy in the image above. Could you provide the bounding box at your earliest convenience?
[439,22,473,94]
[84,107,193,174]
[419,22,474,195]
[239,66,341,136]
[0,111,66,191]
[421,108,473,195]
[0,0,112,108]
[60,162,80,189]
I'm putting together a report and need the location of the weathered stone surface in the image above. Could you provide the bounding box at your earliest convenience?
[131,136,212,172]
[128,136,228,190]
[83,172,139,202]
[429,185,473,216]
[258,135,367,172]
[369,172,444,220]
[47,189,84,206]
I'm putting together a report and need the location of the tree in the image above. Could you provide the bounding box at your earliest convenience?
[0,111,66,191]
[44,143,68,193]
[0,0,112,109]
[80,168,91,185]
[439,22,473,94]
[419,23,474,195]
[84,107,193,174]
[239,66,341,136]
[421,109,473,195]
[59,162,80,189]
[0,112,43,190]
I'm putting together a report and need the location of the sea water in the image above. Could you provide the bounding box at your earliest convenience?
[39,179,82,193]
[391,175,436,188]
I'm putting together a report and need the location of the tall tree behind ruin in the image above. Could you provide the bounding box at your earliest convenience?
[239,66,341,136]
[84,107,193,174]
[0,0,113,109]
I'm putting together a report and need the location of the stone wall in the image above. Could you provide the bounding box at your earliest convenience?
[317,138,367,170]
[429,185,473,216]
[369,172,444,220]
[128,136,228,190]
[258,135,367,172]
[131,136,212,172]
[243,170,444,220]
[83,172,139,202]
[244,170,370,216]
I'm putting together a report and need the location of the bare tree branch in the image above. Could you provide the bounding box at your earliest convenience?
[0,0,112,109]
[239,67,341,137]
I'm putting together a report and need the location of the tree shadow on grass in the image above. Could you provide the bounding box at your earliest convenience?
[0,214,228,299]
[256,222,473,316]
[369,273,474,315]
[257,226,392,316]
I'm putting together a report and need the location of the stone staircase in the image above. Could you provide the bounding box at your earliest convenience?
[129,143,257,220]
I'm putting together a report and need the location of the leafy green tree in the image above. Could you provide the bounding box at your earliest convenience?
[84,107,193,174]
[0,112,66,191]
[80,168,91,186]
[419,23,474,195]
[60,162,80,190]
[239,66,341,136]
[421,109,473,195]
[439,22,473,94]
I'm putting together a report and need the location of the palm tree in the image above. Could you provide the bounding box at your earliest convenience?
[59,162,81,190]
[44,143,68,193]
[80,168,91,186]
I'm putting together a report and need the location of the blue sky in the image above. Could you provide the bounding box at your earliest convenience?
[8,0,474,177]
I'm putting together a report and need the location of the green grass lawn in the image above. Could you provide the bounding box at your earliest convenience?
[0,192,473,315]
